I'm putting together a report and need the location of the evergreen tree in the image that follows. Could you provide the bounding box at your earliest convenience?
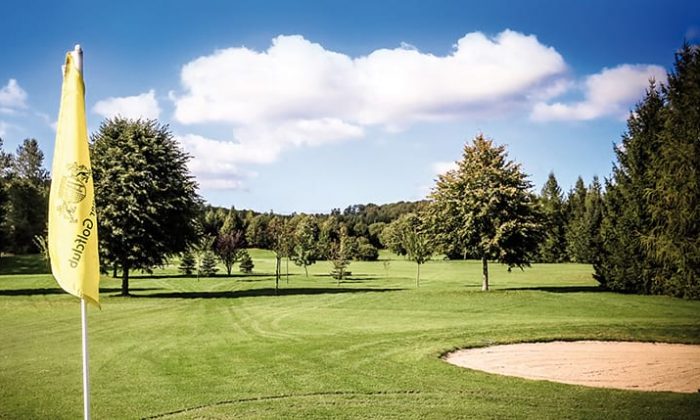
[7,138,49,253]
[178,250,196,276]
[428,134,542,291]
[0,138,12,255]
[565,177,589,262]
[648,44,700,298]
[329,224,352,284]
[238,249,254,273]
[91,118,201,295]
[595,83,665,293]
[537,172,568,262]
[198,250,219,277]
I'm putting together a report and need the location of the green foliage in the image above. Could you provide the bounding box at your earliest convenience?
[31,234,50,271]
[291,214,319,276]
[329,224,352,283]
[91,118,201,294]
[178,250,196,276]
[646,44,700,298]
[198,250,219,277]
[595,83,664,294]
[238,249,254,273]
[537,172,568,262]
[246,213,271,248]
[402,216,434,287]
[215,208,246,276]
[5,139,48,254]
[354,236,379,261]
[428,134,542,290]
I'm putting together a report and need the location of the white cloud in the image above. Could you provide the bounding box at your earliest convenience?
[531,64,667,121]
[171,31,567,189]
[178,118,364,190]
[0,79,28,113]
[174,31,566,129]
[432,161,458,175]
[93,90,161,120]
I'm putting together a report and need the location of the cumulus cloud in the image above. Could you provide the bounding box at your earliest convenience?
[171,31,568,189]
[178,118,364,189]
[531,64,667,121]
[93,90,161,120]
[174,31,565,128]
[0,79,28,113]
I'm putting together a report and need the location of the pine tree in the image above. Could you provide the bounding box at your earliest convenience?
[198,250,219,277]
[238,249,254,274]
[537,172,568,262]
[648,44,700,298]
[178,250,196,276]
[566,177,589,262]
[595,83,665,293]
[428,134,542,291]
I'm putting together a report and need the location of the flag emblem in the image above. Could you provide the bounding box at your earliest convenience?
[58,163,91,222]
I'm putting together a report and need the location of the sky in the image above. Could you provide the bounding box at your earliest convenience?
[1,0,698,214]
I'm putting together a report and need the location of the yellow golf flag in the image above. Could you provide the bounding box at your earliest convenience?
[48,50,100,306]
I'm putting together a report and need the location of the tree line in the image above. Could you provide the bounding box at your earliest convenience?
[0,43,697,299]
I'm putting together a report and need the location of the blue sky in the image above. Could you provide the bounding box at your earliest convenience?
[1,0,698,213]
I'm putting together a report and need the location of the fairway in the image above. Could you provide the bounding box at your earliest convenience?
[1,251,699,419]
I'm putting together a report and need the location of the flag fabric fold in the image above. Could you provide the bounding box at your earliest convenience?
[48,51,100,306]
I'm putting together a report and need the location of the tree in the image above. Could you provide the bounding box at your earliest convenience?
[215,208,246,276]
[268,216,291,293]
[329,224,352,285]
[428,134,542,291]
[537,172,568,262]
[0,138,12,256]
[238,249,254,273]
[595,83,665,293]
[6,138,49,254]
[91,118,201,295]
[246,214,271,249]
[178,250,196,276]
[291,214,319,277]
[402,216,434,287]
[647,44,700,298]
[565,177,589,262]
[198,249,219,277]
[380,214,419,257]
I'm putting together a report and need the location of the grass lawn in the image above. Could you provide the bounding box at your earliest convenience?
[1,251,699,419]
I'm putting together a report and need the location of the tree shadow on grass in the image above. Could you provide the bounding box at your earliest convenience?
[0,287,160,296]
[132,287,403,299]
[501,285,605,293]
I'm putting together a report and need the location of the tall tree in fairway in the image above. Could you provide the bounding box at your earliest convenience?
[428,134,542,291]
[91,118,201,295]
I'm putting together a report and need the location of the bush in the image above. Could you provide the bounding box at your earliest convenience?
[239,250,254,274]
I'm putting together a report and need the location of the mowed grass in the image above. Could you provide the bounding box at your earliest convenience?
[1,251,699,419]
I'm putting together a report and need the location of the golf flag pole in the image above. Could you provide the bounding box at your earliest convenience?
[49,44,100,420]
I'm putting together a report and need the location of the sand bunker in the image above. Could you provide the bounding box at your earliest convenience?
[445,341,700,393]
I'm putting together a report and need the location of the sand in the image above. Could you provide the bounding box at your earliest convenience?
[444,341,700,393]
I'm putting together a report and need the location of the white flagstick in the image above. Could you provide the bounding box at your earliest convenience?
[71,44,91,420]
[81,298,91,420]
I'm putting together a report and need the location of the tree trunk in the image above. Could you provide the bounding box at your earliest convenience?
[286,257,289,284]
[304,265,308,278]
[481,255,489,291]
[416,263,420,288]
[112,263,118,278]
[275,256,280,295]
[121,265,130,296]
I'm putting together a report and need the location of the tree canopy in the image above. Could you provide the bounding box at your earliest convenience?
[91,118,201,295]
[428,134,541,290]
